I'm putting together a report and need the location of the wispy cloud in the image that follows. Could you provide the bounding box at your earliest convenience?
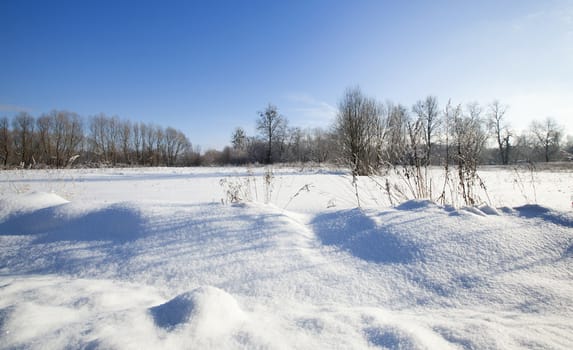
[510,4,573,37]
[283,93,337,129]
[511,10,545,32]
[0,104,33,113]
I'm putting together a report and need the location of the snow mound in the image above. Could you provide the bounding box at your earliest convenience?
[0,202,146,243]
[457,206,488,216]
[478,204,500,215]
[454,205,503,217]
[0,192,69,219]
[312,208,421,264]
[149,286,245,336]
[1,167,572,349]
[17,191,69,209]
[311,203,572,314]
[514,204,573,227]
[395,199,437,211]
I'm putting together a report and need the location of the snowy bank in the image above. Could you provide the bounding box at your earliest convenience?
[1,168,572,349]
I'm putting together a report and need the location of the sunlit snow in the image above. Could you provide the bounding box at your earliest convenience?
[0,166,572,349]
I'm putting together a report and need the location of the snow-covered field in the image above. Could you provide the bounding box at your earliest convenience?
[0,166,572,349]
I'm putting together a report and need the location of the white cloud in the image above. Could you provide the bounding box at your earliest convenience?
[507,4,573,46]
[0,104,32,113]
[510,10,544,32]
[283,93,337,129]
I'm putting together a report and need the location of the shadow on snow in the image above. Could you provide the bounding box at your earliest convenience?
[513,204,573,228]
[310,208,420,264]
[0,204,146,243]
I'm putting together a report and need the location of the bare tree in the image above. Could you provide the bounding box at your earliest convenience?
[384,102,409,165]
[287,126,305,162]
[154,125,165,165]
[530,117,563,162]
[450,102,488,205]
[0,110,196,167]
[88,114,108,164]
[402,106,427,197]
[164,127,190,166]
[52,111,75,167]
[88,114,122,165]
[36,113,54,165]
[119,119,132,164]
[566,135,573,154]
[107,116,122,165]
[487,100,511,165]
[227,127,249,164]
[140,123,153,165]
[412,96,440,165]
[64,112,83,166]
[12,112,36,166]
[0,117,11,166]
[231,127,247,151]
[35,110,83,167]
[335,87,383,176]
[256,104,287,164]
[132,122,144,164]
[52,111,68,166]
[437,100,459,204]
[310,127,332,163]
[510,132,534,162]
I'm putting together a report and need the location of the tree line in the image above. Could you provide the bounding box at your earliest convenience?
[332,87,569,175]
[215,87,570,172]
[205,104,335,166]
[0,111,200,168]
[326,87,569,205]
[1,89,570,169]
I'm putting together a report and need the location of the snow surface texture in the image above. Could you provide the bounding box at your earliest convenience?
[0,167,572,349]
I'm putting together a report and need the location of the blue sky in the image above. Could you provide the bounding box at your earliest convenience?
[1,0,572,150]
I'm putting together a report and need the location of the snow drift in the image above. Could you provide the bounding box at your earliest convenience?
[1,168,572,349]
[149,286,246,335]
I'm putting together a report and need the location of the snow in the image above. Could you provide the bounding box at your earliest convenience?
[0,191,69,220]
[0,166,572,349]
